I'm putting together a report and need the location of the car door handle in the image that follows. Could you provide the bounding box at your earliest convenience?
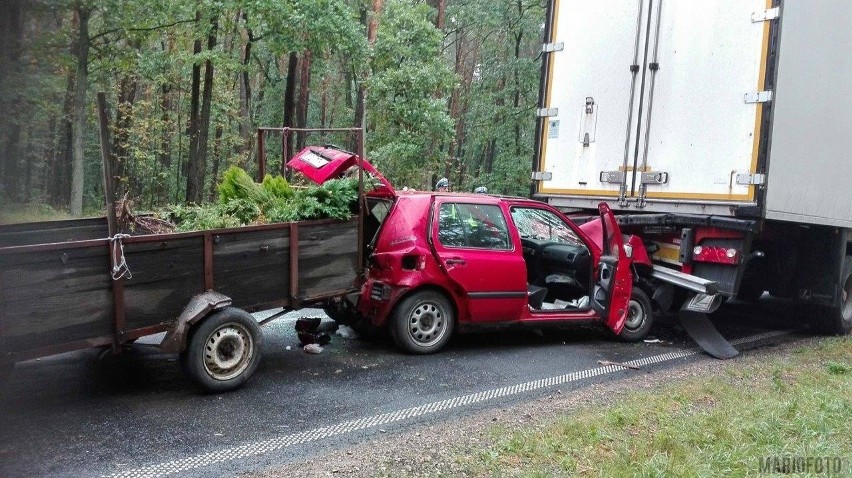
[445,258,466,266]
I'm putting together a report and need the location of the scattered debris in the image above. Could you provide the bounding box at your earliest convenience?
[644,338,665,344]
[296,317,332,346]
[285,346,292,351]
[336,325,358,339]
[303,344,323,354]
[597,360,640,370]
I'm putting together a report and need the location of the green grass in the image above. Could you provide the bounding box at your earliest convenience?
[455,338,852,477]
[0,203,77,224]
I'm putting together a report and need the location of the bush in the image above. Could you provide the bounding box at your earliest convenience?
[159,168,364,232]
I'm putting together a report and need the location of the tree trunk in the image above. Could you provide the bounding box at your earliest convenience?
[185,10,203,201]
[0,0,24,202]
[238,13,254,160]
[189,15,217,203]
[208,124,223,201]
[295,50,312,150]
[70,4,91,216]
[281,51,298,174]
[112,74,138,198]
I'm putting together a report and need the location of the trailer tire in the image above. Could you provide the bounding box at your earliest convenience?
[816,256,852,335]
[617,289,654,342]
[390,290,455,354]
[180,307,263,393]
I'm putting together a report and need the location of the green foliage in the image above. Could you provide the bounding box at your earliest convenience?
[217,166,270,205]
[367,0,456,188]
[261,174,294,200]
[162,168,359,231]
[162,203,243,232]
[266,177,360,222]
[4,0,547,214]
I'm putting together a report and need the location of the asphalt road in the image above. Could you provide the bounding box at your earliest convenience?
[0,297,814,477]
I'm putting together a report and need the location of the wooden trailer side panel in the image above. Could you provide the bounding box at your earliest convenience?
[298,220,359,301]
[213,228,291,309]
[122,237,205,331]
[0,244,113,354]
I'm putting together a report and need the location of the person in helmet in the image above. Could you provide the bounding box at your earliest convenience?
[436,177,449,192]
[474,186,488,194]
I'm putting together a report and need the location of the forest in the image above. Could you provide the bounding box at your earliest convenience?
[0,0,546,220]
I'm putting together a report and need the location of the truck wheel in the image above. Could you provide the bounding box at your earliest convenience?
[180,307,263,393]
[390,291,455,354]
[617,289,654,342]
[817,256,852,335]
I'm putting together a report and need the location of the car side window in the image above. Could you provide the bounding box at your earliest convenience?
[509,207,583,246]
[438,203,511,250]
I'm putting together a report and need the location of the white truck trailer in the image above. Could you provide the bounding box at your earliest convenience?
[532,0,851,343]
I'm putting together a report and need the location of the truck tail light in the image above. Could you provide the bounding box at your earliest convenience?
[693,246,739,265]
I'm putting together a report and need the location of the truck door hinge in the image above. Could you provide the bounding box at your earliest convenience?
[599,171,625,184]
[536,107,558,117]
[542,42,564,53]
[752,7,780,22]
[735,173,766,186]
[639,171,669,185]
[744,91,773,104]
[531,171,553,181]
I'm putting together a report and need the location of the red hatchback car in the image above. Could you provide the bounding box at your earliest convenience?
[352,190,656,354]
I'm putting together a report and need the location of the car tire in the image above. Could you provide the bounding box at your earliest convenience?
[180,307,263,393]
[814,256,852,335]
[390,290,455,354]
[617,288,654,342]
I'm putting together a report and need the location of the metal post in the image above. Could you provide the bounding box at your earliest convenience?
[282,127,291,179]
[257,128,266,183]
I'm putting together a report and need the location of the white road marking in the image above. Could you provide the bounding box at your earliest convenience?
[105,330,790,478]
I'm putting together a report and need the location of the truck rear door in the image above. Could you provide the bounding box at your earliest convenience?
[536,0,771,214]
[430,199,528,323]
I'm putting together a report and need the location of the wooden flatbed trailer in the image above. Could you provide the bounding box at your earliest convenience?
[0,127,374,392]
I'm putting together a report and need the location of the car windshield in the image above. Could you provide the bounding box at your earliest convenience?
[510,207,583,246]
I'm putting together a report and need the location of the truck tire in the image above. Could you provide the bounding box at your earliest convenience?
[816,256,852,335]
[617,289,654,342]
[180,307,263,393]
[389,290,455,354]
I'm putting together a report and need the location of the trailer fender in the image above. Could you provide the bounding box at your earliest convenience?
[159,291,233,353]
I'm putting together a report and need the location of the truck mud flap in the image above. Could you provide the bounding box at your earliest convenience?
[678,309,739,359]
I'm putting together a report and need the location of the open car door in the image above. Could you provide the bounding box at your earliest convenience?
[591,203,633,333]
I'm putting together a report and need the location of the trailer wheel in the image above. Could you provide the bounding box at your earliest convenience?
[817,256,852,335]
[180,307,263,392]
[617,289,654,342]
[390,290,455,354]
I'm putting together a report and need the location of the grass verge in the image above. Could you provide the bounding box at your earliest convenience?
[458,338,851,477]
